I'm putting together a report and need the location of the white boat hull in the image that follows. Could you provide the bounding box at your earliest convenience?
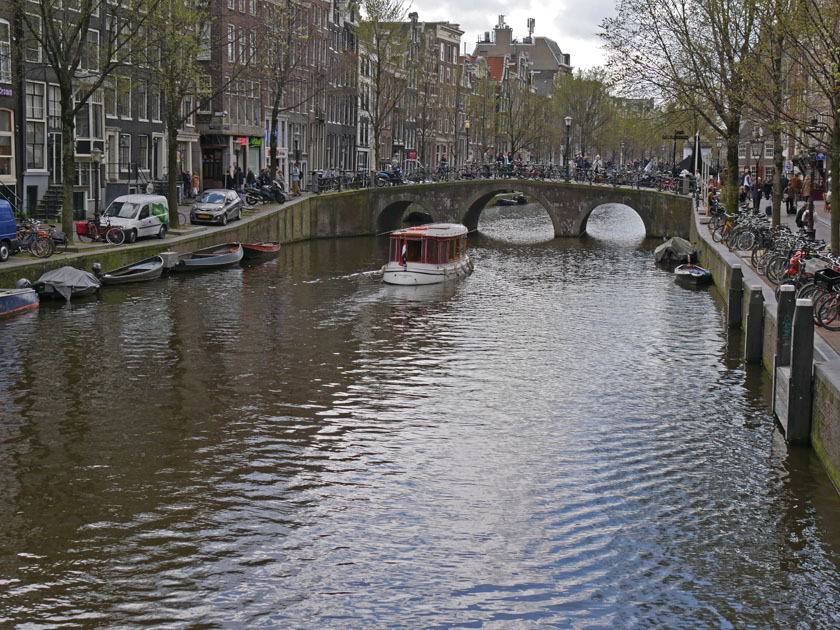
[382,255,473,285]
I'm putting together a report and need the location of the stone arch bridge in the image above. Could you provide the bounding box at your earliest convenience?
[335,179,692,238]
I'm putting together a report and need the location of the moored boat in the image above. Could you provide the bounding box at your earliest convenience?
[382,223,473,285]
[99,255,165,285]
[172,243,244,272]
[674,263,712,286]
[241,242,282,263]
[0,287,39,317]
[32,266,101,300]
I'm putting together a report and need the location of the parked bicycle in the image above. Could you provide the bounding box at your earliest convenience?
[75,217,126,245]
[15,220,55,258]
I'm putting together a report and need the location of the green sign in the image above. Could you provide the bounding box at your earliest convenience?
[249,138,262,147]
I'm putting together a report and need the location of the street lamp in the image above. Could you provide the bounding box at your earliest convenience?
[564,115,572,178]
[91,147,102,224]
[620,141,625,169]
[751,126,764,181]
[804,117,826,241]
[660,145,665,163]
[716,136,723,175]
[464,120,470,165]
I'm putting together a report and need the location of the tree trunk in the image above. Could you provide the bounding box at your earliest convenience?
[167,125,181,228]
[831,124,839,254]
[725,134,741,215]
[772,128,783,228]
[61,106,76,239]
[269,95,281,181]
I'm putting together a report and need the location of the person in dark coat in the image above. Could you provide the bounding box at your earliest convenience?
[233,162,243,192]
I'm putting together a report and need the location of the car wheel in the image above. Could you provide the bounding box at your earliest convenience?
[190,219,197,225]
[158,224,168,239]
[236,208,242,221]
[221,213,228,226]
[126,229,137,244]
[0,240,10,262]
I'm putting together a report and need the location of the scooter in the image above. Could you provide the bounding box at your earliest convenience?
[375,165,403,187]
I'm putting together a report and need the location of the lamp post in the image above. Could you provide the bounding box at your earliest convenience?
[716,136,723,176]
[751,126,764,180]
[804,117,825,241]
[91,147,102,225]
[620,141,625,169]
[660,145,665,164]
[564,115,572,178]
[464,120,470,166]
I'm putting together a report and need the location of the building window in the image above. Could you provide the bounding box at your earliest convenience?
[105,84,117,118]
[119,134,131,172]
[198,24,211,61]
[150,90,161,121]
[137,135,149,170]
[0,109,14,176]
[137,82,148,120]
[25,14,42,63]
[117,77,131,118]
[48,85,61,130]
[738,143,746,160]
[26,121,45,170]
[764,144,774,159]
[0,20,11,83]
[83,29,100,72]
[228,24,235,62]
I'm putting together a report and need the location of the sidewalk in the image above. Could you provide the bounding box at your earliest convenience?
[715,198,840,355]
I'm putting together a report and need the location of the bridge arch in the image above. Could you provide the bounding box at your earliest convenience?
[363,180,691,240]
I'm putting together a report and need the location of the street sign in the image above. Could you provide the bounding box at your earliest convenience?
[816,152,826,160]
[785,159,793,172]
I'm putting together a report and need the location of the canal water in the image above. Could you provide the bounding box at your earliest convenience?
[2,204,840,628]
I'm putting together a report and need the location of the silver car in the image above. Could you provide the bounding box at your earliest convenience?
[191,189,243,226]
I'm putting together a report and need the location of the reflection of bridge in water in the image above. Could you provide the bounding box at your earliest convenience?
[363,180,692,238]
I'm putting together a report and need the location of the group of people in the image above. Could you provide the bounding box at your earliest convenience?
[223,161,302,196]
[737,167,814,227]
[181,170,200,199]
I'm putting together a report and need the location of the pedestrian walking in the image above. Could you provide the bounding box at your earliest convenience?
[192,171,200,198]
[790,171,802,206]
[783,184,795,215]
[292,163,301,196]
[233,162,244,192]
[802,174,812,206]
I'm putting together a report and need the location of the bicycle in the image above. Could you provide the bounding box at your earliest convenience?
[75,217,126,245]
[15,222,54,258]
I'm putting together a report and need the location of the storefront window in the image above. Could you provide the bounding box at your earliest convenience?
[0,110,13,175]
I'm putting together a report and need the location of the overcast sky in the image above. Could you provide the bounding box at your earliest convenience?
[408,0,616,70]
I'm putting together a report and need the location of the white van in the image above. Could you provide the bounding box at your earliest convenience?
[102,194,169,243]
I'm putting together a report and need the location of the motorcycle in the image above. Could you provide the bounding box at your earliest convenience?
[245,182,286,206]
[376,165,404,187]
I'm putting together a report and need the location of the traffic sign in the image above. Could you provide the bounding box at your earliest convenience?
[785,159,793,172]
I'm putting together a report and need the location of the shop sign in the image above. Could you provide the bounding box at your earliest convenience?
[235,137,247,146]
[0,87,12,97]
[249,138,262,147]
[407,150,417,160]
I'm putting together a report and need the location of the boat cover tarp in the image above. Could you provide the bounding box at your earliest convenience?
[36,266,100,301]
[654,237,696,263]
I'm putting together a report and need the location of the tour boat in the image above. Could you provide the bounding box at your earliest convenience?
[382,223,473,285]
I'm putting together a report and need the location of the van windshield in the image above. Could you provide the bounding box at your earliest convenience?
[104,201,140,219]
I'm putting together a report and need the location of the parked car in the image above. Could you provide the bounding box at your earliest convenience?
[0,200,20,262]
[191,190,243,226]
[101,194,169,243]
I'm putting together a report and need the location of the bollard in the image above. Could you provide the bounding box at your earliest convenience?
[775,285,796,366]
[728,265,743,328]
[743,285,764,363]
[787,298,814,444]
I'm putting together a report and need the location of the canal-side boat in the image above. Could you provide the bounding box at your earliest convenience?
[98,255,165,285]
[172,243,244,272]
[32,266,101,300]
[0,287,39,317]
[382,223,473,285]
[674,263,712,286]
[241,242,282,263]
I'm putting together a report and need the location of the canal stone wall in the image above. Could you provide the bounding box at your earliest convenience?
[692,211,840,490]
[2,183,692,287]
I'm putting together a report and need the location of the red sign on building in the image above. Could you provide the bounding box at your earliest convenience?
[407,150,417,160]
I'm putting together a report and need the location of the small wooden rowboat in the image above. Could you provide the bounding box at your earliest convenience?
[0,288,39,317]
[100,255,165,285]
[241,242,282,263]
[172,242,244,272]
[674,263,712,286]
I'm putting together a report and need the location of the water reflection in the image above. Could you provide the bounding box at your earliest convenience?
[0,204,839,628]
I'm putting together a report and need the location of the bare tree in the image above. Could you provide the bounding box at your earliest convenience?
[16,0,159,235]
[553,69,614,159]
[601,0,762,213]
[353,0,412,173]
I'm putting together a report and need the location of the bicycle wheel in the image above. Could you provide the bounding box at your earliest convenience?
[765,256,788,285]
[30,236,53,258]
[106,227,125,245]
[734,230,755,251]
[816,292,840,330]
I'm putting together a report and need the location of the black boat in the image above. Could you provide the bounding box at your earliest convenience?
[241,242,282,263]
